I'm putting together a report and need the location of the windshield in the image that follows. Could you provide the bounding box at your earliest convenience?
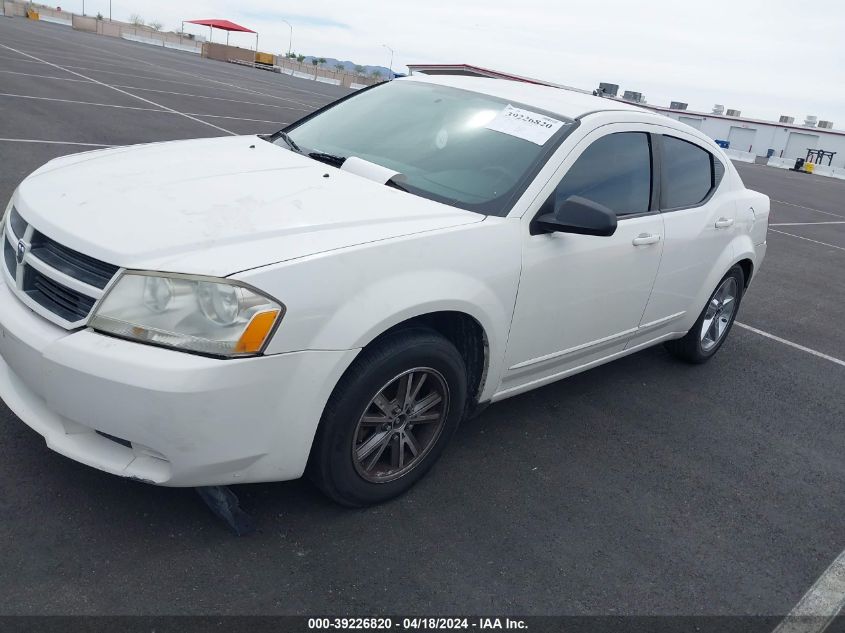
[278,81,575,216]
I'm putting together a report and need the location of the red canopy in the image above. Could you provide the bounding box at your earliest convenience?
[186,19,255,33]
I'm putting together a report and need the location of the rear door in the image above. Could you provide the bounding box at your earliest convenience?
[633,131,736,344]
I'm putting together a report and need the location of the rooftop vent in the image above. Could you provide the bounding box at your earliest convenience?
[726,109,741,117]
[818,120,834,129]
[804,115,818,127]
[670,101,688,110]
[779,115,795,124]
[712,104,725,115]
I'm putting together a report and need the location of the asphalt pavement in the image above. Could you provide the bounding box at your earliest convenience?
[0,17,843,619]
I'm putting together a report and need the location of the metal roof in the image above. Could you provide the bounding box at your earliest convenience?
[186,19,256,33]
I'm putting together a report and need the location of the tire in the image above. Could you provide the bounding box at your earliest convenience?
[664,265,745,364]
[308,327,467,507]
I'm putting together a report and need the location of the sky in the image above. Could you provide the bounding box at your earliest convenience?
[71,0,845,124]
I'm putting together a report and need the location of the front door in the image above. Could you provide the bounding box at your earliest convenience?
[500,128,664,397]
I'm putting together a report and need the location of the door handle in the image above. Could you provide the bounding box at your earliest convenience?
[715,217,735,229]
[632,233,661,246]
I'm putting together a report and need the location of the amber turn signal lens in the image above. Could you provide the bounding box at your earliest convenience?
[234,310,280,354]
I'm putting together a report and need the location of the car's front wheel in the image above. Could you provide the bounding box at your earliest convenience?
[664,265,745,364]
[308,327,467,507]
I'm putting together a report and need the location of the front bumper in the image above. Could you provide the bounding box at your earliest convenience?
[0,275,358,487]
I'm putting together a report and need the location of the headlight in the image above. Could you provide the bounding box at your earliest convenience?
[90,272,284,358]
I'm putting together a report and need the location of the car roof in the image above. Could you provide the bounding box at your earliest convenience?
[401,73,649,121]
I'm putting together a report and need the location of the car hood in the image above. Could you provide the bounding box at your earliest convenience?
[14,135,483,277]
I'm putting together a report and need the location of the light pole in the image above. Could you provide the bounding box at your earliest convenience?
[281,20,293,57]
[109,0,111,20]
[382,44,394,80]
[81,0,85,16]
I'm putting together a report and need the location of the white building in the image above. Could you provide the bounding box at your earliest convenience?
[640,105,844,168]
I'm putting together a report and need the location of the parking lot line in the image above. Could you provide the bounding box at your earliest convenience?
[2,21,340,103]
[0,24,328,106]
[0,53,321,108]
[0,68,94,83]
[0,92,287,127]
[770,222,845,226]
[772,549,845,633]
[185,113,289,125]
[735,323,845,368]
[109,84,310,112]
[771,199,845,220]
[0,138,114,147]
[0,43,237,136]
[768,229,845,253]
[0,92,165,112]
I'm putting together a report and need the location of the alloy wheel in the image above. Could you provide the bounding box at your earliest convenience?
[352,368,450,483]
[700,277,739,352]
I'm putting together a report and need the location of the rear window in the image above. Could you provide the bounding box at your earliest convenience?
[661,136,714,209]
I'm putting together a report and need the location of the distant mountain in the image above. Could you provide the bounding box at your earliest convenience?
[300,56,400,78]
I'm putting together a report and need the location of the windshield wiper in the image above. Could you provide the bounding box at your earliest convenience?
[277,131,302,154]
[308,152,347,168]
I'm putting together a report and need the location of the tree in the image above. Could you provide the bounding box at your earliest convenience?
[317,57,327,66]
[334,63,345,73]
[371,69,383,79]
[96,12,103,20]
[148,20,163,31]
[310,58,319,66]
[296,54,305,63]
[129,14,144,26]
[354,65,365,76]
[286,52,297,59]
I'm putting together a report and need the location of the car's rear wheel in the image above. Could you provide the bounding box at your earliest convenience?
[309,327,467,507]
[664,265,745,364]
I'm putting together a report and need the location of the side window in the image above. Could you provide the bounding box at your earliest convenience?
[661,136,715,209]
[552,132,652,217]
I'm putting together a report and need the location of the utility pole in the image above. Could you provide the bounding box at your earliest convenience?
[382,44,394,80]
[281,20,293,57]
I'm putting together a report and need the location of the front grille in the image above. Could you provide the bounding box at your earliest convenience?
[23,267,97,323]
[5,211,119,326]
[3,237,15,278]
[9,206,27,239]
[31,231,118,290]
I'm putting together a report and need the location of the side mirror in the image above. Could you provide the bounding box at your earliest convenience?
[531,195,618,237]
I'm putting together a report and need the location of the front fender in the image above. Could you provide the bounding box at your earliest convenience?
[235,219,522,402]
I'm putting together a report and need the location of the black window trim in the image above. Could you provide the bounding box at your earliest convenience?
[654,133,725,214]
[531,129,661,227]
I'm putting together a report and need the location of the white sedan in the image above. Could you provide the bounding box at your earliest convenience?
[0,74,768,506]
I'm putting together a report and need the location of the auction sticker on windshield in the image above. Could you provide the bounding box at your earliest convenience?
[485,105,565,145]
